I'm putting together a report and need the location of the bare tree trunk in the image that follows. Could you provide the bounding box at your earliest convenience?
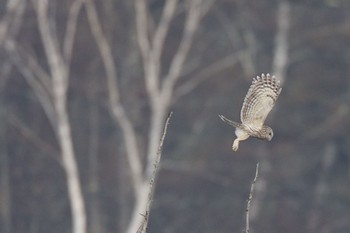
[35,0,87,231]
[86,0,213,232]
[128,1,212,233]
[56,103,87,233]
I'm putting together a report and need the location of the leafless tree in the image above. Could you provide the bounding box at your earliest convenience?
[5,0,87,233]
[2,0,350,233]
[85,0,215,232]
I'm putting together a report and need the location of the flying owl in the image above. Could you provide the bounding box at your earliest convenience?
[219,73,282,151]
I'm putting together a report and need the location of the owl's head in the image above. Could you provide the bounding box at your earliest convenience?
[260,126,273,141]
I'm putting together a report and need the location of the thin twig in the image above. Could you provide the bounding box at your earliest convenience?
[246,163,259,233]
[137,112,173,233]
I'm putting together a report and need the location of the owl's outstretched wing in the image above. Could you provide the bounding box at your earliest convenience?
[240,74,282,128]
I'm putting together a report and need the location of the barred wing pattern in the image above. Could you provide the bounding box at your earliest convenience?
[240,74,282,129]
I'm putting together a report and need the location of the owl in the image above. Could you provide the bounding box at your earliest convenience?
[219,73,282,151]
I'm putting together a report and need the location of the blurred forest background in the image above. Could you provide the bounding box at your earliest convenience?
[1,0,350,233]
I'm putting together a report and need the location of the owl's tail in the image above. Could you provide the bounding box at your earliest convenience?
[218,115,241,128]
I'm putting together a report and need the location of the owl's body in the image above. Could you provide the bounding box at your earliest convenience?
[219,74,282,151]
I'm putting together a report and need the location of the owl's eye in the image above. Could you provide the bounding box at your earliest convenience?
[269,132,272,136]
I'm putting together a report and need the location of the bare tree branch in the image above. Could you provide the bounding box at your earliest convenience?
[86,1,212,232]
[135,0,151,60]
[161,0,203,103]
[6,1,89,232]
[137,112,173,233]
[84,0,143,192]
[245,163,259,233]
[33,1,87,233]
[148,0,178,97]
[84,0,120,106]
[135,0,157,97]
[63,0,84,66]
[35,0,69,93]
[152,0,178,69]
[145,0,211,180]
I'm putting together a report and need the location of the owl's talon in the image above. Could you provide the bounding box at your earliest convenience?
[232,140,239,151]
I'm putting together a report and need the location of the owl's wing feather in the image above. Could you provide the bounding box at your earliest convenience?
[240,74,282,128]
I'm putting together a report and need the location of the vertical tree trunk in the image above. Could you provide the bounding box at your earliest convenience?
[126,183,149,233]
[36,1,87,232]
[55,102,87,233]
